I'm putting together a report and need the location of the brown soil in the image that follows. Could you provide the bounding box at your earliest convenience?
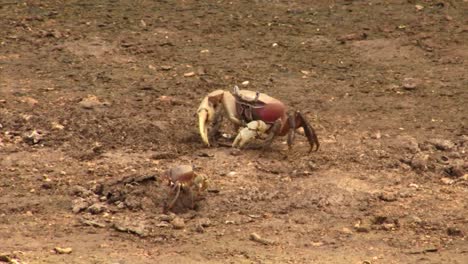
[1,0,467,263]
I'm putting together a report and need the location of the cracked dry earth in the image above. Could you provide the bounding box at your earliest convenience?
[0,0,467,264]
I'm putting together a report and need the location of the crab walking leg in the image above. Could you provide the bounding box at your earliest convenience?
[167,183,182,210]
[232,120,270,148]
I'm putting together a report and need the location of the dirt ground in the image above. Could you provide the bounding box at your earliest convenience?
[1,0,467,263]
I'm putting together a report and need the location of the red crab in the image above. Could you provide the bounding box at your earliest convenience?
[197,86,319,152]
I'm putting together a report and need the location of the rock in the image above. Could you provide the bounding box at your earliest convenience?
[171,217,185,229]
[151,152,177,160]
[336,32,368,42]
[71,185,94,197]
[23,130,43,145]
[160,65,172,71]
[395,135,420,153]
[72,198,89,214]
[354,221,371,233]
[195,224,205,233]
[411,153,429,171]
[230,149,242,156]
[411,216,423,224]
[184,72,196,77]
[427,139,455,151]
[80,218,106,228]
[241,81,250,86]
[440,177,454,185]
[447,227,463,237]
[402,77,421,90]
[341,227,353,235]
[158,213,176,222]
[20,96,39,106]
[79,95,108,109]
[87,203,106,214]
[227,171,237,177]
[54,247,72,254]
[378,192,398,202]
[198,217,211,227]
[249,232,276,245]
[415,5,424,11]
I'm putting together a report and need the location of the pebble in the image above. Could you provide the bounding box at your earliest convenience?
[88,203,106,214]
[378,192,398,202]
[54,247,72,254]
[241,81,249,86]
[402,78,421,90]
[440,177,454,185]
[71,198,89,214]
[427,139,455,151]
[79,95,107,109]
[198,217,211,227]
[227,171,237,177]
[411,153,429,171]
[447,227,463,237]
[171,217,185,229]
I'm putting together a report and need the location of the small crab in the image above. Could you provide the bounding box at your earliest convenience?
[197,86,319,152]
[162,165,208,211]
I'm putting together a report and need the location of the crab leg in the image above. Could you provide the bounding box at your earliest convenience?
[296,112,320,152]
[167,183,181,210]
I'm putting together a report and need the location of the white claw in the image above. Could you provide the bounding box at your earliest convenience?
[198,108,210,146]
[232,121,269,148]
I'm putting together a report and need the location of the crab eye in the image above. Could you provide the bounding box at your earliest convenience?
[233,85,240,95]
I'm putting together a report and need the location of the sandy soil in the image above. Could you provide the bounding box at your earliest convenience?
[0,0,467,263]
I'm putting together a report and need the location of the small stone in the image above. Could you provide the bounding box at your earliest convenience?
[411,215,422,224]
[198,217,211,227]
[87,203,106,214]
[160,65,172,71]
[382,223,396,231]
[427,139,455,151]
[378,192,398,202]
[23,130,43,144]
[342,227,353,234]
[230,149,242,156]
[241,81,249,86]
[184,72,196,77]
[249,232,275,245]
[159,213,176,222]
[79,95,107,109]
[415,5,424,11]
[441,177,454,185]
[195,224,205,233]
[72,198,89,214]
[272,43,279,47]
[411,153,429,171]
[171,217,185,229]
[402,77,421,90]
[21,97,39,106]
[227,171,237,177]
[336,32,367,42]
[54,247,72,254]
[447,227,463,237]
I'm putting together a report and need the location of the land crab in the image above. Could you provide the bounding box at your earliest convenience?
[197,86,319,152]
[162,165,208,211]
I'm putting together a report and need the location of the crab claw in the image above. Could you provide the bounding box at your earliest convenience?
[197,90,226,146]
[233,120,269,148]
[198,104,213,146]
